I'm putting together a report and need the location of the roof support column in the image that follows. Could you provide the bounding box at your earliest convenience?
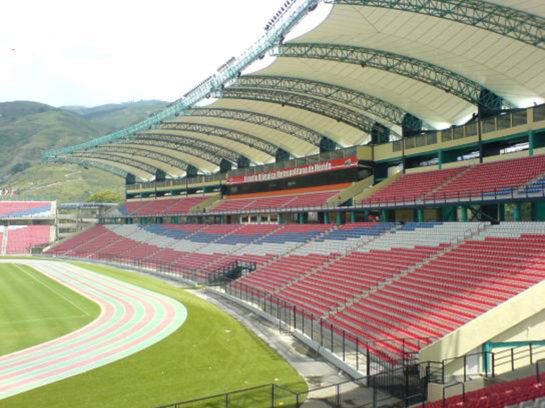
[219,159,232,174]
[319,137,338,153]
[276,148,290,162]
[237,155,251,169]
[371,123,390,144]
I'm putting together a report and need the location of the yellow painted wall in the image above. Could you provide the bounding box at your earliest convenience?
[356,146,373,161]
[327,176,374,206]
[352,172,403,203]
[420,279,545,376]
[373,107,545,163]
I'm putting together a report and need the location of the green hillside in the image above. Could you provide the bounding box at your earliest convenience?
[0,100,167,202]
[63,100,168,131]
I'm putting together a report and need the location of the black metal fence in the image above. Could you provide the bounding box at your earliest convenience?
[55,253,255,285]
[424,342,545,385]
[156,368,427,408]
[226,280,434,375]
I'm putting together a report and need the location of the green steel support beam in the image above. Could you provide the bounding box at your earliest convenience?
[234,75,428,130]
[183,108,326,145]
[273,43,511,108]
[43,0,318,160]
[513,202,523,222]
[417,208,425,222]
[323,211,330,224]
[459,206,468,222]
[127,135,238,165]
[158,122,278,157]
[95,145,189,171]
[222,88,377,135]
[330,0,545,50]
[498,203,506,222]
[350,211,356,223]
[529,130,535,156]
[72,152,158,175]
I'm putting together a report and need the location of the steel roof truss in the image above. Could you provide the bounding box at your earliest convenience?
[274,43,511,108]
[158,123,278,156]
[330,0,545,49]
[234,75,429,129]
[130,135,235,164]
[184,108,325,145]
[221,87,383,136]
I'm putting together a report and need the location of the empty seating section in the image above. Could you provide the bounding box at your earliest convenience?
[330,222,545,358]
[117,196,209,216]
[364,155,545,205]
[47,223,335,282]
[0,201,54,218]
[434,155,545,199]
[47,221,545,363]
[427,373,545,408]
[5,225,52,254]
[363,168,466,204]
[212,189,341,213]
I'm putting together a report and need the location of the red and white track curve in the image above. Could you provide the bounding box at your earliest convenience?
[0,260,187,400]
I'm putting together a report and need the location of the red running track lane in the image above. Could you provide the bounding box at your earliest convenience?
[0,260,187,400]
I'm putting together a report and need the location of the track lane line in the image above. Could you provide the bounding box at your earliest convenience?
[0,260,187,400]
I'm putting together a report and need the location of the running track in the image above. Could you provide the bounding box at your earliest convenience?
[0,260,187,400]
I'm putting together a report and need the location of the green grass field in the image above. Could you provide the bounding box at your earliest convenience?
[0,263,100,356]
[2,261,307,408]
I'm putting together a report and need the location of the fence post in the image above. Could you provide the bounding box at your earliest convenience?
[530,343,534,365]
[271,384,275,408]
[330,324,334,352]
[491,352,496,378]
[336,383,341,407]
[293,306,296,330]
[225,392,229,408]
[356,339,359,371]
[342,330,346,361]
[367,346,371,378]
[511,348,515,371]
[463,355,467,382]
[320,319,324,347]
[372,374,377,408]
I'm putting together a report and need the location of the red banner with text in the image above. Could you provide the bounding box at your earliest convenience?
[226,156,358,185]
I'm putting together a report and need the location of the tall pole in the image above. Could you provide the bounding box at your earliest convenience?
[478,110,483,164]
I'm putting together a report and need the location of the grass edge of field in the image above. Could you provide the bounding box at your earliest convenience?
[1,259,308,408]
[0,262,100,356]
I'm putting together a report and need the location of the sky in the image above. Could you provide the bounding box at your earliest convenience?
[0,0,297,107]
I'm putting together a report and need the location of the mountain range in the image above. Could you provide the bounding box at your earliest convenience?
[0,100,167,202]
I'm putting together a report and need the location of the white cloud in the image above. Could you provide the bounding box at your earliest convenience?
[0,0,290,106]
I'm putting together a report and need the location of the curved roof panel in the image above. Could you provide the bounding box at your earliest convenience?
[168,115,317,157]
[289,4,545,106]
[45,0,545,179]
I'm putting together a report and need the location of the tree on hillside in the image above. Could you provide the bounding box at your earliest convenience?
[86,190,124,203]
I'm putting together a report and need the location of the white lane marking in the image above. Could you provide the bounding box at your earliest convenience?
[13,264,91,317]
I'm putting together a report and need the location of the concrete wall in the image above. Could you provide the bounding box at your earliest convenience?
[420,279,545,377]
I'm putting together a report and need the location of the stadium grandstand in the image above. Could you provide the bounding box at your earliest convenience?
[31,0,545,406]
[0,201,56,255]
